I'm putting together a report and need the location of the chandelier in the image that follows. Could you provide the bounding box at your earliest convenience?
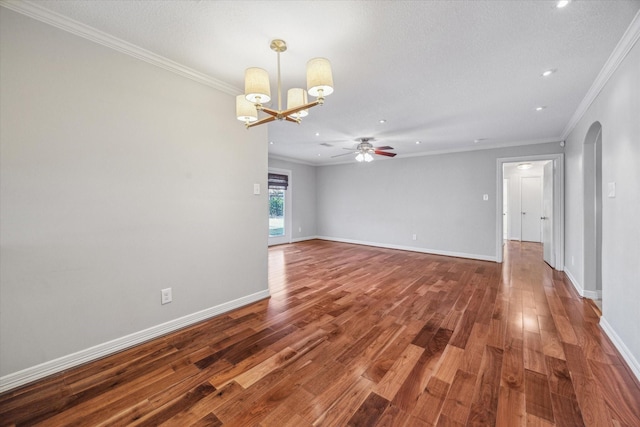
[236,39,334,129]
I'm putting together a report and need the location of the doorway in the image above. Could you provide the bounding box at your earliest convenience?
[268,168,292,246]
[496,154,564,268]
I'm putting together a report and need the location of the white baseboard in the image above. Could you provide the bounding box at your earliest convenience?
[291,235,319,243]
[0,289,270,393]
[600,316,640,382]
[564,267,602,299]
[316,236,496,262]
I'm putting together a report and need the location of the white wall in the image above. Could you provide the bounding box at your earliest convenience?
[564,35,640,376]
[0,9,268,381]
[317,143,563,261]
[268,158,317,240]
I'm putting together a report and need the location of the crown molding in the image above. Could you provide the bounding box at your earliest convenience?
[0,0,241,96]
[561,9,640,139]
[268,154,317,167]
[318,137,564,166]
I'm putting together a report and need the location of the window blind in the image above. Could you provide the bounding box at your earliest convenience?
[268,173,288,190]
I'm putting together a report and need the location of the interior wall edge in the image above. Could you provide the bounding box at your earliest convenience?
[564,267,601,300]
[0,289,271,394]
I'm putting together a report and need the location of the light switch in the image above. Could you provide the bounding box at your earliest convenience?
[253,183,261,195]
[608,182,616,198]
[483,194,489,201]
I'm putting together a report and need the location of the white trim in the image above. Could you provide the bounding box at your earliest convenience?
[0,0,240,96]
[268,168,292,246]
[600,317,640,382]
[316,236,496,262]
[291,235,319,243]
[268,155,317,167]
[496,154,564,269]
[0,289,270,393]
[564,267,602,299]
[324,139,565,167]
[561,10,640,140]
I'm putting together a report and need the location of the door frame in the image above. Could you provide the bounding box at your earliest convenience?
[542,160,554,267]
[503,178,509,241]
[496,153,564,269]
[268,167,292,246]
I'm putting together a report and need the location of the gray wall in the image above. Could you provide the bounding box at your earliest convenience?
[0,9,268,377]
[564,36,640,372]
[317,143,563,260]
[268,157,317,240]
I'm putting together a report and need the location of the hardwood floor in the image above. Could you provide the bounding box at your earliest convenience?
[1,240,639,426]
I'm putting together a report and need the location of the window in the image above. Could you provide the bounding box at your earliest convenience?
[268,173,288,238]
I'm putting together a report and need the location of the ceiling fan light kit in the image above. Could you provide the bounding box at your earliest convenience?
[332,137,397,162]
[236,39,334,129]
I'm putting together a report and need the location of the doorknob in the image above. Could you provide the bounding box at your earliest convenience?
[521,212,526,215]
[540,216,547,220]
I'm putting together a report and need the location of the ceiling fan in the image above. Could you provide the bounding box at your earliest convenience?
[332,137,397,162]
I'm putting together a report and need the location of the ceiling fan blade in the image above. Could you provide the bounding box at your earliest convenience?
[374,146,394,150]
[374,150,397,157]
[331,151,357,158]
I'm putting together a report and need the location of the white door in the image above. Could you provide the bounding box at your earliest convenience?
[503,179,509,241]
[542,162,554,266]
[521,176,542,242]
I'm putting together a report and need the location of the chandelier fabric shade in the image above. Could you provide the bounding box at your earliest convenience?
[236,39,333,129]
[244,67,271,104]
[307,58,334,97]
[236,95,258,123]
[287,88,309,118]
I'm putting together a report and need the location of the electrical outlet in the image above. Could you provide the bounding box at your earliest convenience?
[161,288,172,305]
[412,234,417,241]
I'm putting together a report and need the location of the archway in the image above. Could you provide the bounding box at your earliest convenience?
[583,122,603,304]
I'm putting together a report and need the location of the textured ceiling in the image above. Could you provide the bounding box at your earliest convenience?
[23,0,640,164]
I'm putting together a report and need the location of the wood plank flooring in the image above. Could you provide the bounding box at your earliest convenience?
[1,240,639,426]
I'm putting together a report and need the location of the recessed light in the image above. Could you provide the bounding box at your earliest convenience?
[474,138,486,143]
[556,0,570,8]
[269,141,274,145]
[379,119,387,124]
[315,132,320,136]
[541,69,555,77]
[517,163,533,170]
[317,154,321,157]
[415,141,421,144]
[536,106,546,111]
